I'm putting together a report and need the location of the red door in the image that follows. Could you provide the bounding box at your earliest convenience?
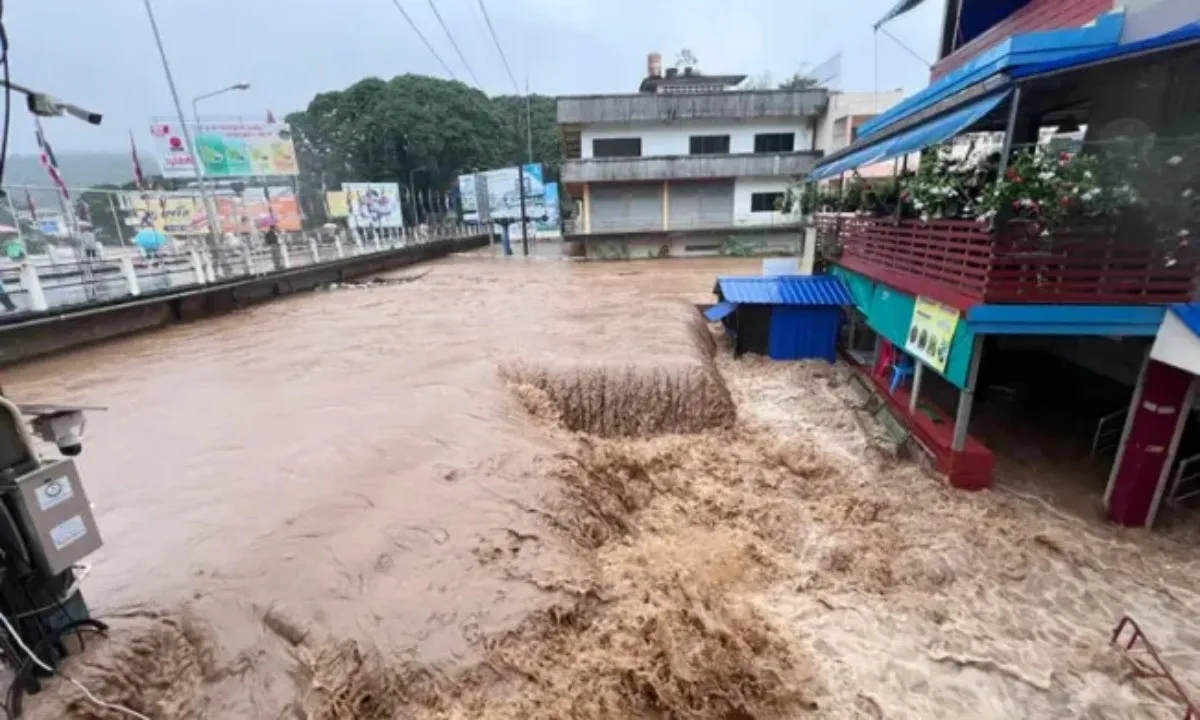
[1108,360,1194,527]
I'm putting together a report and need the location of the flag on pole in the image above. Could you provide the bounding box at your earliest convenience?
[266,109,276,123]
[130,130,146,190]
[35,119,70,200]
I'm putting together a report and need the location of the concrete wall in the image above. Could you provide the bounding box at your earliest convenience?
[561,152,819,184]
[583,228,800,260]
[581,118,814,159]
[0,234,491,367]
[732,177,793,227]
[813,91,906,154]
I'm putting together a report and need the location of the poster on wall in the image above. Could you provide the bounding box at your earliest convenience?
[341,182,404,230]
[150,121,299,179]
[905,296,960,374]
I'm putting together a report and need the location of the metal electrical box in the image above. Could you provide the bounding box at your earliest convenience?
[5,459,103,576]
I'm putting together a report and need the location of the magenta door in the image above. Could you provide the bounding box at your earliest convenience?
[1108,360,1194,527]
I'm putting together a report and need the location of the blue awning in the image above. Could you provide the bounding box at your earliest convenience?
[1012,21,1200,79]
[808,90,1012,182]
[1169,304,1200,338]
[705,301,737,322]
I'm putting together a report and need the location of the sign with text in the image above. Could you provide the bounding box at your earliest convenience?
[905,296,959,374]
[149,121,299,179]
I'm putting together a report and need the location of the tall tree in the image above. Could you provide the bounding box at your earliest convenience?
[287,74,562,225]
[778,73,821,90]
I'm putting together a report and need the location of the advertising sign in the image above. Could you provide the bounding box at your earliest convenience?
[217,187,302,232]
[150,121,299,179]
[905,296,960,374]
[459,164,558,232]
[326,192,349,218]
[341,183,404,230]
[124,194,205,234]
[123,188,301,234]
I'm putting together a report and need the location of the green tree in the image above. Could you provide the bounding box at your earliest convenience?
[287,74,563,225]
[778,73,820,90]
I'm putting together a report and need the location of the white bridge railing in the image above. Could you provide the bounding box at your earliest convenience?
[0,226,481,319]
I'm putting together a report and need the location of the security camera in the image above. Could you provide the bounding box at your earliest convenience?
[30,411,87,457]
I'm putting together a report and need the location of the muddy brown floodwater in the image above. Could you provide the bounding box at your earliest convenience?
[6,250,1200,719]
[3,253,761,718]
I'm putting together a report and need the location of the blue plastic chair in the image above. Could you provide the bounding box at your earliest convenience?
[890,354,915,395]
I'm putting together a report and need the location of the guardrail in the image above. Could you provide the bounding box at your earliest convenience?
[0,226,480,319]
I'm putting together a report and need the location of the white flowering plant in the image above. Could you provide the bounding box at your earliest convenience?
[972,148,1128,233]
[900,145,979,222]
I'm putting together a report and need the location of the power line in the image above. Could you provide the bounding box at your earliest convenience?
[387,0,457,80]
[476,0,519,93]
[426,0,481,86]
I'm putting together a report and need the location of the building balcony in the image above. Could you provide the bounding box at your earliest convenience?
[815,215,1199,308]
[561,152,821,184]
[557,89,827,125]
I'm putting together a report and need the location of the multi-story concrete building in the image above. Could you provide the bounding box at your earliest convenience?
[557,55,828,257]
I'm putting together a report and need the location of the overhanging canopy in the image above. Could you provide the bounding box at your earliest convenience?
[705,301,737,322]
[808,89,1012,182]
[1012,20,1200,80]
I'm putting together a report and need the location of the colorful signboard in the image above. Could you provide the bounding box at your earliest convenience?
[905,296,960,373]
[457,164,559,232]
[122,188,301,234]
[340,183,404,230]
[149,121,299,179]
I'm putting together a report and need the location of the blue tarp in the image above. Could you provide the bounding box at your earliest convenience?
[1012,21,1200,79]
[705,301,737,322]
[716,275,854,306]
[808,90,1012,181]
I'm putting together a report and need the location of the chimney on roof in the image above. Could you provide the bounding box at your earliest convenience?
[665,67,678,78]
[683,66,693,76]
[647,52,662,78]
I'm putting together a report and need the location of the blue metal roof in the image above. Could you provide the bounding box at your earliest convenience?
[1169,304,1200,338]
[704,301,737,322]
[855,12,1124,140]
[1012,21,1200,79]
[716,275,854,306]
[808,90,1012,182]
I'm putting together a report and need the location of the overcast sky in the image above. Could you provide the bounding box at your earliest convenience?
[7,0,942,154]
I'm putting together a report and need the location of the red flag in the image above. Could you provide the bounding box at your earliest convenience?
[130,130,146,190]
[266,109,276,123]
[35,119,70,200]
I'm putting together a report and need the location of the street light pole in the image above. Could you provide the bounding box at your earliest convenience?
[141,0,222,247]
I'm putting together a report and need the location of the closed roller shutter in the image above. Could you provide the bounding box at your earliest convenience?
[668,180,734,230]
[589,184,662,232]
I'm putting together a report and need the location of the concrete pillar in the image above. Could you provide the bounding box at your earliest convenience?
[801,226,817,275]
[19,262,48,311]
[120,256,141,296]
[202,252,216,283]
[334,236,345,259]
[662,181,670,231]
[278,240,291,270]
[354,232,364,255]
[241,245,254,276]
[909,362,924,414]
[309,236,321,264]
[189,250,206,284]
[582,183,591,235]
[951,336,985,452]
[373,233,382,251]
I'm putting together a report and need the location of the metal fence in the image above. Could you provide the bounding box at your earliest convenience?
[0,224,481,319]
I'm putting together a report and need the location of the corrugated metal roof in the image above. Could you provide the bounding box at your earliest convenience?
[716,275,854,306]
[1169,304,1200,338]
[704,301,738,322]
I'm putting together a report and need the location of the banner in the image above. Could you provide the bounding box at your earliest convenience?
[122,188,301,234]
[124,194,205,234]
[459,164,557,230]
[341,183,404,229]
[215,187,301,232]
[905,296,960,373]
[149,121,299,179]
[325,191,349,218]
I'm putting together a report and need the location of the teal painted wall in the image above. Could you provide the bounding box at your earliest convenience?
[832,266,976,389]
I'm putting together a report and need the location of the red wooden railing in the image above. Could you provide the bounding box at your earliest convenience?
[816,215,1199,307]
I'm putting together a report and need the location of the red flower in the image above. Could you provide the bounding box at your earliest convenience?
[1060,196,1072,207]
[900,191,910,201]
[1059,151,1071,164]
[1006,168,1021,182]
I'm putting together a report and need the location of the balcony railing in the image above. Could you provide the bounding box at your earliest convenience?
[561,151,820,184]
[816,214,1199,306]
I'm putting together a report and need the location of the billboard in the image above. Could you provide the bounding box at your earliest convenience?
[457,164,558,231]
[122,188,301,234]
[340,183,404,230]
[150,121,299,179]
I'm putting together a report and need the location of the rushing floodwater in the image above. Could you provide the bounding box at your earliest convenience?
[4,252,760,717]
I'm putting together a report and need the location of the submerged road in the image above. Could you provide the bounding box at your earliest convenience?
[4,252,760,717]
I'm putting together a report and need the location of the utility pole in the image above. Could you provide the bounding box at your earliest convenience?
[525,76,533,164]
[517,164,529,256]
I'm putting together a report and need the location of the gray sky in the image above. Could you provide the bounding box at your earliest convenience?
[8,0,942,154]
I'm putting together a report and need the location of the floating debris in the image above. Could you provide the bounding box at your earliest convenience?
[326,271,431,291]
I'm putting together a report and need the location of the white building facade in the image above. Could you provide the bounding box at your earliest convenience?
[557,59,827,252]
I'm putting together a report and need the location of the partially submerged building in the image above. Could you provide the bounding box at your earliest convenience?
[809,0,1200,527]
